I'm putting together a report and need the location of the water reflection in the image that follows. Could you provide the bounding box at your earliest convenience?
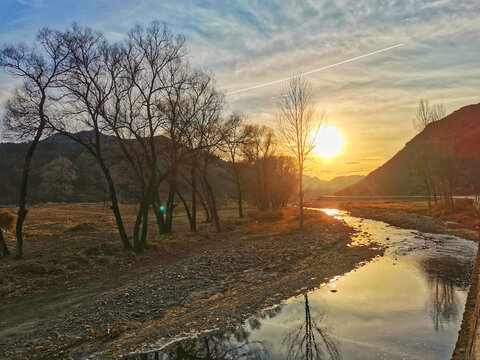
[283,294,340,360]
[125,327,265,360]
[427,277,458,331]
[420,256,474,331]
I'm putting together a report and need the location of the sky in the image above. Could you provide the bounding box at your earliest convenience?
[1,0,479,180]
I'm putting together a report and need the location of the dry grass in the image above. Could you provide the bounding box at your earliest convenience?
[0,210,16,230]
[0,203,245,301]
[431,199,480,228]
[0,203,325,302]
[247,208,284,222]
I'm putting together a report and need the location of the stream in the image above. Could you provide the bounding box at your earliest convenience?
[125,208,478,360]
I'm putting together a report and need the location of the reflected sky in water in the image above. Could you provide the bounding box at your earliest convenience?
[127,209,477,360]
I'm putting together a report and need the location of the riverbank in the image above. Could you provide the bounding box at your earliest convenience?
[0,204,381,359]
[307,198,480,242]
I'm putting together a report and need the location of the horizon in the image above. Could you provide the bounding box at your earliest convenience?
[1,0,480,180]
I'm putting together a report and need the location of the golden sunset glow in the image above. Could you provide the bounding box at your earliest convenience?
[314,125,344,158]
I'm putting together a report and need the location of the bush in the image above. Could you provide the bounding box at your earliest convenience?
[0,210,16,231]
[247,208,283,222]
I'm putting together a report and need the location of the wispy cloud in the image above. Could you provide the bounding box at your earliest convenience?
[16,0,44,7]
[0,0,479,178]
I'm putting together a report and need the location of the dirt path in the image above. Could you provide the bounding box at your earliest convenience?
[0,209,381,359]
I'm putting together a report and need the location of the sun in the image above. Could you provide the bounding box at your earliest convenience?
[314,125,343,158]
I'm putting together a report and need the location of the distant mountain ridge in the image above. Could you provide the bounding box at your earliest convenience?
[303,174,364,198]
[337,103,480,196]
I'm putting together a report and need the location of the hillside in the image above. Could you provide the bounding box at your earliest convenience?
[337,103,480,196]
[0,131,226,205]
[303,175,364,198]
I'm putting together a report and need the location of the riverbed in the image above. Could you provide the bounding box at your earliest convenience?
[126,208,478,360]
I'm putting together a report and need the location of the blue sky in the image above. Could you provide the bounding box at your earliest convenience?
[1,0,480,179]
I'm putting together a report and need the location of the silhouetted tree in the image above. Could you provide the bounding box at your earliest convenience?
[52,25,133,250]
[222,113,251,218]
[412,99,445,133]
[0,28,70,258]
[175,70,225,231]
[276,76,327,228]
[242,125,275,210]
[412,99,446,206]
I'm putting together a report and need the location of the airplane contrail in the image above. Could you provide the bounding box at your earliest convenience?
[226,43,405,95]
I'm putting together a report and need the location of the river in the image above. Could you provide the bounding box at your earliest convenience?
[125,208,477,360]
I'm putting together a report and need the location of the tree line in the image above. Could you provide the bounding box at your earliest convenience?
[0,22,325,258]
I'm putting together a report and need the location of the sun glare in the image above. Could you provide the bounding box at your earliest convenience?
[314,125,343,158]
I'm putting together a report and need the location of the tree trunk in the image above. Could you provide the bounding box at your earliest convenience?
[165,190,175,233]
[204,178,220,232]
[0,228,10,257]
[431,181,438,205]
[133,203,145,252]
[99,161,132,250]
[190,166,197,231]
[298,165,304,229]
[197,190,211,223]
[233,164,243,218]
[424,180,432,208]
[152,196,167,234]
[177,190,192,228]
[16,122,45,258]
[140,203,149,250]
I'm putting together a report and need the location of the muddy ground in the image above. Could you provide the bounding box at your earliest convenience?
[0,204,381,359]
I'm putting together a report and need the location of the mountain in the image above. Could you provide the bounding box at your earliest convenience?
[0,130,228,205]
[303,174,364,198]
[41,130,118,145]
[337,103,480,196]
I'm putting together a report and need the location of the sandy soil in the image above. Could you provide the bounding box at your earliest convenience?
[0,204,381,359]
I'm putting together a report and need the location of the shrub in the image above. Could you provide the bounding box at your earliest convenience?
[0,210,16,231]
[247,208,283,222]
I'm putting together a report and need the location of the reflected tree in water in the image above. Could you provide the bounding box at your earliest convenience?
[283,294,340,360]
[129,327,265,360]
[428,277,459,331]
[420,255,468,331]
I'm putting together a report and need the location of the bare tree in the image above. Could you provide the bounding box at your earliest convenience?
[412,99,445,133]
[52,25,133,250]
[162,69,220,232]
[276,76,326,228]
[189,73,225,230]
[0,28,70,258]
[109,22,187,249]
[195,87,228,232]
[223,113,251,218]
[242,125,276,211]
[430,103,446,122]
[412,99,446,206]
